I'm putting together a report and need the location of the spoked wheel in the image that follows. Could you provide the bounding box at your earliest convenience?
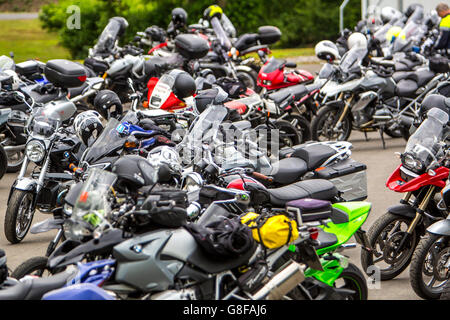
[4,190,35,244]
[311,105,352,141]
[410,234,449,299]
[333,263,368,300]
[284,113,312,143]
[361,213,419,280]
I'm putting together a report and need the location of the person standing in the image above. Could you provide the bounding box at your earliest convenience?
[434,3,450,54]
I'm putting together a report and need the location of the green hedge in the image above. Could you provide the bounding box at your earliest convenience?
[39,0,361,59]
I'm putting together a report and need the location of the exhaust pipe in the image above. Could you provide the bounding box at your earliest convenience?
[252,261,306,300]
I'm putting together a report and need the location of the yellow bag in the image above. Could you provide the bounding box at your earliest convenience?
[241,212,299,249]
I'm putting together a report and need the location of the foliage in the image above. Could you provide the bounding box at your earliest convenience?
[39,0,362,59]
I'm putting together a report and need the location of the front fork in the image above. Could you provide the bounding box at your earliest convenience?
[334,93,353,131]
[394,188,434,255]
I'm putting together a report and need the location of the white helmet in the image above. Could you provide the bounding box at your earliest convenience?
[380,6,401,24]
[314,40,341,61]
[147,146,181,173]
[73,110,104,146]
[347,32,368,50]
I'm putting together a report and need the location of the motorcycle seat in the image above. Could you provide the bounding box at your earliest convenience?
[394,59,422,72]
[268,179,338,207]
[407,69,436,87]
[68,82,89,98]
[314,228,338,250]
[0,102,29,112]
[290,143,337,170]
[186,243,257,274]
[267,84,308,105]
[270,157,308,184]
[392,71,412,83]
[395,79,418,98]
[0,269,76,300]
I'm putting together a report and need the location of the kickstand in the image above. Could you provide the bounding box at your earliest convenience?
[379,127,386,149]
[363,131,369,141]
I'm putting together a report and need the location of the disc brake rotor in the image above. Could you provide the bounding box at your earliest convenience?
[433,247,450,281]
[383,232,411,265]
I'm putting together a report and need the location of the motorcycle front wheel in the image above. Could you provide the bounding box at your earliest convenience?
[311,105,352,141]
[360,212,419,280]
[284,113,312,143]
[4,190,35,244]
[237,70,258,91]
[410,234,449,299]
[11,256,50,279]
[0,145,7,179]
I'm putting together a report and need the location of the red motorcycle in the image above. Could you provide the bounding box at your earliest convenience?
[257,57,314,92]
[361,108,450,281]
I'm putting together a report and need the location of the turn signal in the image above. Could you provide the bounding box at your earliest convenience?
[308,227,319,240]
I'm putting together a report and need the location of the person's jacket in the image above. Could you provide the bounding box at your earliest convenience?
[435,13,450,50]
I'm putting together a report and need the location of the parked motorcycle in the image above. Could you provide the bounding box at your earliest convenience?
[361,108,450,281]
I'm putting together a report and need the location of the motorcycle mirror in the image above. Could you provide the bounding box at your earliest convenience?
[13,91,26,102]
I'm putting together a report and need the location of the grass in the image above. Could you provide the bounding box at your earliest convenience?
[0,18,70,62]
[0,18,315,63]
[270,47,315,59]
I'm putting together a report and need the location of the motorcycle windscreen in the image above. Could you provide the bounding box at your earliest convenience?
[210,16,232,51]
[405,108,449,168]
[147,74,183,110]
[93,19,124,54]
[339,47,367,74]
[80,113,137,164]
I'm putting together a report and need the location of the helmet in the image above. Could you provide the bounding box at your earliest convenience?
[171,8,188,28]
[385,26,404,43]
[314,40,341,61]
[147,146,181,182]
[203,5,223,20]
[347,32,367,50]
[73,111,104,147]
[380,7,401,24]
[145,25,167,42]
[112,155,158,193]
[405,3,423,19]
[93,90,123,120]
[167,69,196,99]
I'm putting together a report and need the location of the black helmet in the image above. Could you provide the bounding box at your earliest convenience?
[171,8,188,27]
[167,69,196,99]
[145,25,167,42]
[112,155,158,193]
[73,111,104,147]
[93,90,123,120]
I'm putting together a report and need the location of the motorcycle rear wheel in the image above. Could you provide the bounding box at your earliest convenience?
[410,234,449,299]
[4,190,35,244]
[441,280,450,300]
[284,113,312,143]
[0,145,7,179]
[334,263,368,300]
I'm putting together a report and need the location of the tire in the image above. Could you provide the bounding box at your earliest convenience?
[274,119,301,148]
[4,190,35,244]
[360,212,419,281]
[334,263,368,300]
[11,256,49,279]
[410,234,449,299]
[311,104,352,141]
[440,281,450,300]
[0,145,7,179]
[284,113,312,143]
[237,70,257,91]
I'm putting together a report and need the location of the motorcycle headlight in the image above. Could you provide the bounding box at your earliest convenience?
[402,154,423,172]
[182,173,204,192]
[25,140,45,163]
[63,219,92,242]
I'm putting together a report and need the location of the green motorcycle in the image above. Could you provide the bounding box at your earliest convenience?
[286,201,373,300]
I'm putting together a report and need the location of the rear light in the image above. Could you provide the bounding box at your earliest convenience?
[77,75,87,82]
[308,227,319,240]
